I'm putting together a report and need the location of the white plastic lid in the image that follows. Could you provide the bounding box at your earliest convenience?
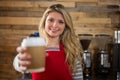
[21,37,46,47]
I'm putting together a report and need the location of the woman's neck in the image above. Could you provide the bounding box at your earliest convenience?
[47,37,60,48]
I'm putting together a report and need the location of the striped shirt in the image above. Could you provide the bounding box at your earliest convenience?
[72,59,83,80]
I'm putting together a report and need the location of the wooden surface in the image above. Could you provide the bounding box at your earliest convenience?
[0,17,111,25]
[0,1,75,8]
[56,0,98,2]
[0,0,119,80]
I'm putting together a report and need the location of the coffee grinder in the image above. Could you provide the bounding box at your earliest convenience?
[78,34,93,78]
[95,34,111,75]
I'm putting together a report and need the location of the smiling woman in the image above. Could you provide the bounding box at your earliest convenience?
[45,11,65,38]
[13,4,83,80]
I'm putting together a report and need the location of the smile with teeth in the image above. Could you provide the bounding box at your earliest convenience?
[50,28,59,33]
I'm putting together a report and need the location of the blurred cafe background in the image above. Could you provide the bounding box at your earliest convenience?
[0,0,119,80]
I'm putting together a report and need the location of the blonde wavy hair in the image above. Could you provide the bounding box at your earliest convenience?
[39,4,83,72]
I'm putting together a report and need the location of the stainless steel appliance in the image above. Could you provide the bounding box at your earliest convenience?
[78,34,93,79]
[95,34,111,75]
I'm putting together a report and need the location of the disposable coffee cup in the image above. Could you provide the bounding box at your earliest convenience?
[21,36,46,73]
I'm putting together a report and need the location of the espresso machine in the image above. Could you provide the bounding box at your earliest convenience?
[78,34,93,79]
[95,34,111,76]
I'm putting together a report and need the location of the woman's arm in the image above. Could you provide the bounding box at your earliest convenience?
[72,59,83,80]
[13,54,23,72]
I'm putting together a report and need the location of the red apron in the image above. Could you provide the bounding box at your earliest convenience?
[32,44,72,80]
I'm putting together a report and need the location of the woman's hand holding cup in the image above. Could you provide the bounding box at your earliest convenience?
[16,46,32,72]
[16,34,46,73]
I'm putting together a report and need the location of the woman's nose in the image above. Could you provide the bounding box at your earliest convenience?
[53,21,58,28]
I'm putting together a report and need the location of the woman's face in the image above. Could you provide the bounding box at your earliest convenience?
[45,11,65,38]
